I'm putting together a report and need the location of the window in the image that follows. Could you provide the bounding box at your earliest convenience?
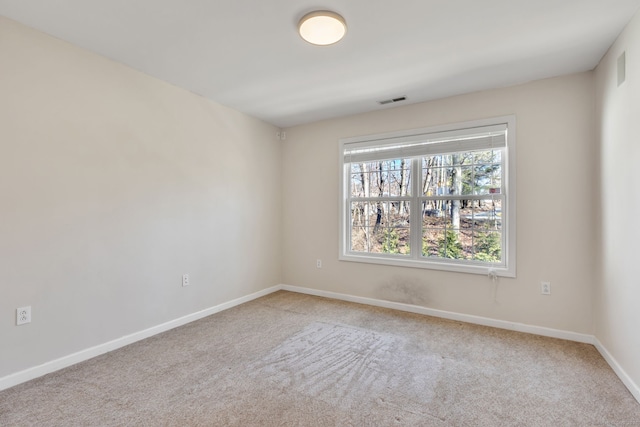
[339,116,516,277]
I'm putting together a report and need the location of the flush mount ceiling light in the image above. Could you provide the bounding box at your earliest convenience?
[298,10,347,46]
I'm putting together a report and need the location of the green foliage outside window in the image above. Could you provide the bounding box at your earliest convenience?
[474,231,501,262]
[382,228,400,254]
[438,230,463,259]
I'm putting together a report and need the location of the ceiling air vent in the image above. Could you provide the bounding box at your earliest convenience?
[378,96,407,105]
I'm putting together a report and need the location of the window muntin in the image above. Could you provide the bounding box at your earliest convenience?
[339,117,516,277]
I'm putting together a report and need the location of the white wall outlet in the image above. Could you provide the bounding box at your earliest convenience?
[541,281,551,295]
[16,306,31,325]
[182,274,190,287]
[316,259,322,268]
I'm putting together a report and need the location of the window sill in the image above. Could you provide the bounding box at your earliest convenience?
[339,253,515,278]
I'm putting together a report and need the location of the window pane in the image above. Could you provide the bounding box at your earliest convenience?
[386,159,412,197]
[422,228,444,257]
[471,150,502,195]
[461,165,475,196]
[473,149,502,164]
[473,231,502,262]
[422,156,444,196]
[350,173,364,198]
[440,154,453,166]
[423,166,452,196]
[422,201,465,259]
[349,164,372,198]
[350,201,410,255]
[422,154,471,196]
[350,159,411,198]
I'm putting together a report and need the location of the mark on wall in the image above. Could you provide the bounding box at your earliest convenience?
[377,276,431,306]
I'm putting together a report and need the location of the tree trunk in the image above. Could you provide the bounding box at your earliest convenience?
[451,154,462,233]
[399,159,407,214]
[374,162,385,233]
[360,163,370,250]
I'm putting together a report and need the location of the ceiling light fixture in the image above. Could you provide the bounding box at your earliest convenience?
[298,11,347,46]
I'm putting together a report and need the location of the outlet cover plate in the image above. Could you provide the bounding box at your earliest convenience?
[541,281,551,295]
[17,306,31,325]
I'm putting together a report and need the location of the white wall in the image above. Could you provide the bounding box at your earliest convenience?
[0,17,282,378]
[594,9,640,395]
[282,73,597,334]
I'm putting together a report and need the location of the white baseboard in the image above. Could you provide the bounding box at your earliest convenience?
[3,283,638,406]
[280,284,594,344]
[593,338,640,403]
[0,285,281,392]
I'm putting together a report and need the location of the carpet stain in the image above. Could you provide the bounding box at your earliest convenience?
[251,322,442,413]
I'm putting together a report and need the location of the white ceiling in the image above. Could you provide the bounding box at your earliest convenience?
[1,0,638,128]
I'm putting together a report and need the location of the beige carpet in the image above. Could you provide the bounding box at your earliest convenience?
[1,291,639,426]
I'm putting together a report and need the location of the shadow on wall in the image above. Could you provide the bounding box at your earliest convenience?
[378,277,432,306]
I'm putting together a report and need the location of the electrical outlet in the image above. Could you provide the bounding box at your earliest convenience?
[316,259,322,268]
[16,306,31,325]
[541,281,551,295]
[182,274,190,287]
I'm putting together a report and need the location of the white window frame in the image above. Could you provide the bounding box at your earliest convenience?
[338,116,516,277]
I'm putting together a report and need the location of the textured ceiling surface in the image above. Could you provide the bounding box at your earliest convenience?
[1,0,638,127]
